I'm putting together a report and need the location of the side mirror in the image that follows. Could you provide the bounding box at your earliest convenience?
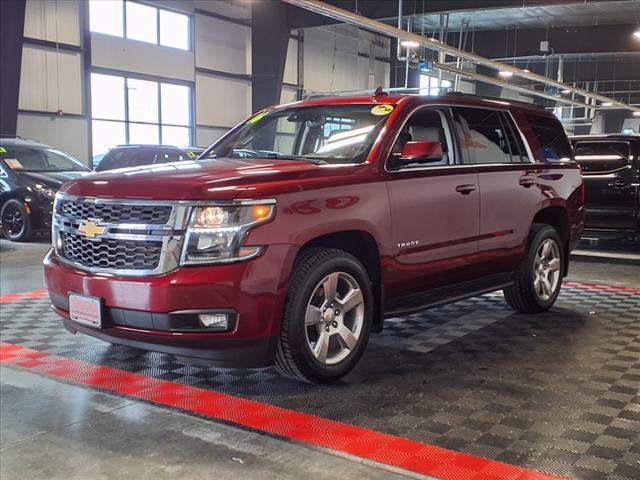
[400,140,443,163]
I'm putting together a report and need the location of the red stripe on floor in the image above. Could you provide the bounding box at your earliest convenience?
[562,281,640,294]
[0,342,564,480]
[0,289,48,304]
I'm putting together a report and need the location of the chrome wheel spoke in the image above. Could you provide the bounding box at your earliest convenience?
[322,273,339,302]
[547,258,561,271]
[314,331,330,363]
[305,305,322,326]
[541,276,551,297]
[542,240,552,259]
[337,288,363,314]
[337,325,357,350]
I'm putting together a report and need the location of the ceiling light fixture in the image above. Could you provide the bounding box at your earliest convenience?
[401,40,420,48]
[634,28,640,39]
[498,70,514,78]
[601,102,613,106]
[633,111,640,117]
[561,89,572,94]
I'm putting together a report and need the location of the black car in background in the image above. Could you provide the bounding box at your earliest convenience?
[571,135,639,239]
[94,144,205,172]
[0,138,90,241]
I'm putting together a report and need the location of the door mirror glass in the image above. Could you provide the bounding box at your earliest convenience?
[400,140,443,163]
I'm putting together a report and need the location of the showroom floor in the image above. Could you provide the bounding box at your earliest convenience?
[1,239,638,480]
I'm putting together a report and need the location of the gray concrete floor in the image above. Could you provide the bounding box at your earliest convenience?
[0,237,638,479]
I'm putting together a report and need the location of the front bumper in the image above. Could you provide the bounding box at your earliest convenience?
[43,245,296,368]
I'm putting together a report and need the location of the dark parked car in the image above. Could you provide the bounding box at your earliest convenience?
[0,138,89,241]
[570,134,639,237]
[44,92,584,383]
[94,145,205,172]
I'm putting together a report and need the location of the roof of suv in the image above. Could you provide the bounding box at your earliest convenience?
[284,92,549,115]
[570,134,640,141]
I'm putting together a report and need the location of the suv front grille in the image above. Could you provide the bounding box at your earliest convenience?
[59,199,172,224]
[60,232,162,270]
[53,195,188,275]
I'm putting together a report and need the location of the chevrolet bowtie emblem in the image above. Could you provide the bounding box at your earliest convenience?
[77,220,107,238]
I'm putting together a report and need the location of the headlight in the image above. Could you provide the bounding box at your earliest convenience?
[33,184,56,199]
[180,202,275,265]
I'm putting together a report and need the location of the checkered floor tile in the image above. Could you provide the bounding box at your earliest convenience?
[1,285,638,480]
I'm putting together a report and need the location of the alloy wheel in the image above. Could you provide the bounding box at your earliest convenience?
[2,205,25,237]
[304,271,365,365]
[533,238,561,301]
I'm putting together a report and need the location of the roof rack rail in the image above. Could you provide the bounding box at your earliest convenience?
[0,134,23,139]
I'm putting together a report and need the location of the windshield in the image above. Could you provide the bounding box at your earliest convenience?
[0,146,88,172]
[203,104,394,164]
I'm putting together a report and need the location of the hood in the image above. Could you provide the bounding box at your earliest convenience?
[20,170,89,189]
[60,157,371,200]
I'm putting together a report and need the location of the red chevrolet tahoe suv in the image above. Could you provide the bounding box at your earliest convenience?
[44,92,585,383]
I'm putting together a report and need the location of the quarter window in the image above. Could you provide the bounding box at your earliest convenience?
[525,114,573,162]
[453,107,523,164]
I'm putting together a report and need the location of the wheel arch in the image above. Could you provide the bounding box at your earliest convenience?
[532,206,571,276]
[297,230,384,333]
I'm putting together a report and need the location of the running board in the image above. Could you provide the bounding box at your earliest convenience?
[384,272,514,318]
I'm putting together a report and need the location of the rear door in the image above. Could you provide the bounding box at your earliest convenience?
[385,106,480,298]
[573,139,638,230]
[451,106,542,274]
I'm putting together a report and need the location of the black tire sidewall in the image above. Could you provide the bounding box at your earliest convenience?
[524,226,564,310]
[1,199,31,242]
[286,253,373,382]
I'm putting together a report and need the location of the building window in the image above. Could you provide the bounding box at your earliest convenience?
[89,0,190,50]
[91,72,192,156]
[420,75,452,96]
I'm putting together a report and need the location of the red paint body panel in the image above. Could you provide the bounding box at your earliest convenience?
[44,93,585,367]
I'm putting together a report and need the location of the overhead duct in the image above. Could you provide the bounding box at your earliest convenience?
[282,0,640,114]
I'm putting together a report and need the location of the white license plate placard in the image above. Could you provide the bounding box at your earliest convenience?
[69,293,102,328]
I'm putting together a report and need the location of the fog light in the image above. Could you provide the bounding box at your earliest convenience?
[198,313,230,330]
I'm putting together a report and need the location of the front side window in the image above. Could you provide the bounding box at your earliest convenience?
[573,141,631,173]
[453,107,523,164]
[0,147,88,172]
[204,105,392,165]
[525,113,573,162]
[388,108,451,168]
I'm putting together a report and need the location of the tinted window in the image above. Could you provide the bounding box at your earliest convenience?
[573,141,631,173]
[154,150,180,164]
[95,149,134,171]
[453,107,521,164]
[128,150,157,168]
[389,108,450,167]
[525,114,573,162]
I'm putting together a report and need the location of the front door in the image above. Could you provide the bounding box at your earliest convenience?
[385,107,480,299]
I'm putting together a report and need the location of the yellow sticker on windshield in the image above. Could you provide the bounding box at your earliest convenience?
[247,110,268,125]
[371,104,394,116]
[0,147,6,153]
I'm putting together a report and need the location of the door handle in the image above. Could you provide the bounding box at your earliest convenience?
[607,179,626,189]
[519,177,535,188]
[455,184,477,195]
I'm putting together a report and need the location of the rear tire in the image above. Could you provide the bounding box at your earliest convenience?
[504,224,564,314]
[1,199,32,242]
[275,248,373,383]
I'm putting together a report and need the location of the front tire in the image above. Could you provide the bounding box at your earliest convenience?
[1,199,32,242]
[275,248,373,383]
[504,224,564,314]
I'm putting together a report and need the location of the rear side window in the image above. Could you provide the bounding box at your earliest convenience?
[525,114,573,162]
[154,150,181,164]
[573,141,631,173]
[452,107,524,164]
